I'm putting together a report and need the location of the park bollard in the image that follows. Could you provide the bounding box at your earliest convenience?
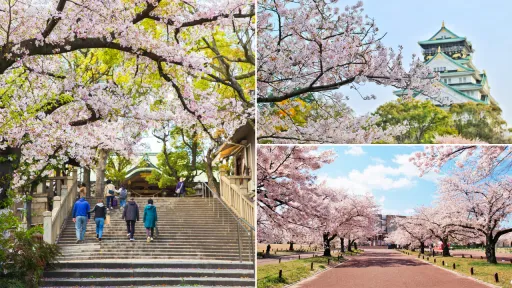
[442,260,445,266]
[434,258,436,263]
[494,272,499,283]
[328,259,330,265]
[481,256,483,259]
[279,258,282,264]
[470,267,474,275]
[422,255,424,259]
[462,254,465,258]
[427,257,429,261]
[311,262,314,271]
[279,270,282,279]
[275,251,277,254]
[470,255,472,258]
[299,255,301,260]
[453,263,456,269]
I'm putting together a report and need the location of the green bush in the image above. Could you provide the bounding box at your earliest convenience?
[0,211,61,287]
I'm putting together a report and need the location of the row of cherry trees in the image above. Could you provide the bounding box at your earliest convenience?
[257,145,381,256]
[386,145,512,264]
[0,1,255,213]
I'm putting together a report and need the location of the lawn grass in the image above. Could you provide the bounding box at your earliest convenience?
[257,256,342,288]
[400,249,512,288]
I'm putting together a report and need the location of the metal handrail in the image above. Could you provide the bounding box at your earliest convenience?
[201,182,255,268]
[128,189,164,198]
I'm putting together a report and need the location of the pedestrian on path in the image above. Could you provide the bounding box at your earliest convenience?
[104,180,117,210]
[143,199,158,242]
[119,185,128,209]
[79,183,87,198]
[176,178,186,197]
[89,199,107,242]
[72,196,90,244]
[123,198,139,241]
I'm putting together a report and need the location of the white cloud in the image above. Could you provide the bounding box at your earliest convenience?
[378,196,385,204]
[403,208,415,215]
[371,157,385,164]
[344,146,365,156]
[381,208,415,216]
[392,153,442,183]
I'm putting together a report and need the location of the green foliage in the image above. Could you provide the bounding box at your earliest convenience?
[0,212,60,287]
[374,99,457,143]
[147,127,206,189]
[449,102,510,144]
[257,256,341,288]
[105,153,132,186]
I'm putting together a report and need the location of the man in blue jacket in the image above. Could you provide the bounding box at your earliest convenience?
[72,197,90,244]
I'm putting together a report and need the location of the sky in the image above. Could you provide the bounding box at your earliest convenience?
[314,145,444,216]
[335,0,512,125]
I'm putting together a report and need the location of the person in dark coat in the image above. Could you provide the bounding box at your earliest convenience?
[143,199,158,242]
[176,178,186,197]
[122,198,139,241]
[89,199,107,242]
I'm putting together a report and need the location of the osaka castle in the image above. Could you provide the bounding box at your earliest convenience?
[394,22,497,107]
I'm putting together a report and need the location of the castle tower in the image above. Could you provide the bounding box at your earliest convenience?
[395,22,496,107]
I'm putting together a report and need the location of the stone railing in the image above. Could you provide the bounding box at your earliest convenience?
[43,170,78,244]
[219,172,255,226]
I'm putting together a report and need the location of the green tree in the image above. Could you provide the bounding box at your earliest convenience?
[374,99,457,144]
[146,125,206,191]
[105,153,132,187]
[449,102,510,144]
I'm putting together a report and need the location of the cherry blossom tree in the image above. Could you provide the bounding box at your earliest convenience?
[414,206,477,257]
[436,167,512,263]
[392,216,432,254]
[257,146,336,240]
[0,0,255,204]
[257,0,438,143]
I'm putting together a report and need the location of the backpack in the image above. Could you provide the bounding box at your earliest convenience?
[120,188,127,199]
[108,189,115,195]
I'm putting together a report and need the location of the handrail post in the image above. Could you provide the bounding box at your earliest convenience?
[237,221,242,263]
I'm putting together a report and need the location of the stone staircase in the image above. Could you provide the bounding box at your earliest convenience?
[41,197,255,287]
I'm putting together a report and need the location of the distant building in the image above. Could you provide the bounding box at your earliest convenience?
[369,214,406,246]
[394,22,497,107]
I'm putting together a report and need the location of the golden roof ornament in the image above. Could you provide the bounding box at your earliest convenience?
[437,46,441,53]
[442,20,445,28]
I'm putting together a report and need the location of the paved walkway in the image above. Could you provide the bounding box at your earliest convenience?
[293,249,491,288]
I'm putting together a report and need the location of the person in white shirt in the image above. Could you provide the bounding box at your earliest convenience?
[104,180,117,210]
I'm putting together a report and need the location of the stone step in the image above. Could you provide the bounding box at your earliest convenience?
[43,268,253,278]
[41,277,254,287]
[50,260,253,269]
[55,255,248,261]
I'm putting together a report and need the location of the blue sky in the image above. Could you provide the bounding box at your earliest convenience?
[314,145,443,216]
[335,0,512,125]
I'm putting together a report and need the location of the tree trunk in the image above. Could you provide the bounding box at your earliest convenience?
[354,242,358,251]
[84,168,91,198]
[442,238,450,257]
[25,182,37,229]
[485,235,497,264]
[340,237,345,253]
[348,237,353,252]
[289,241,294,251]
[95,149,108,198]
[205,146,220,194]
[266,244,271,256]
[419,241,425,254]
[0,147,21,208]
[323,232,334,256]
